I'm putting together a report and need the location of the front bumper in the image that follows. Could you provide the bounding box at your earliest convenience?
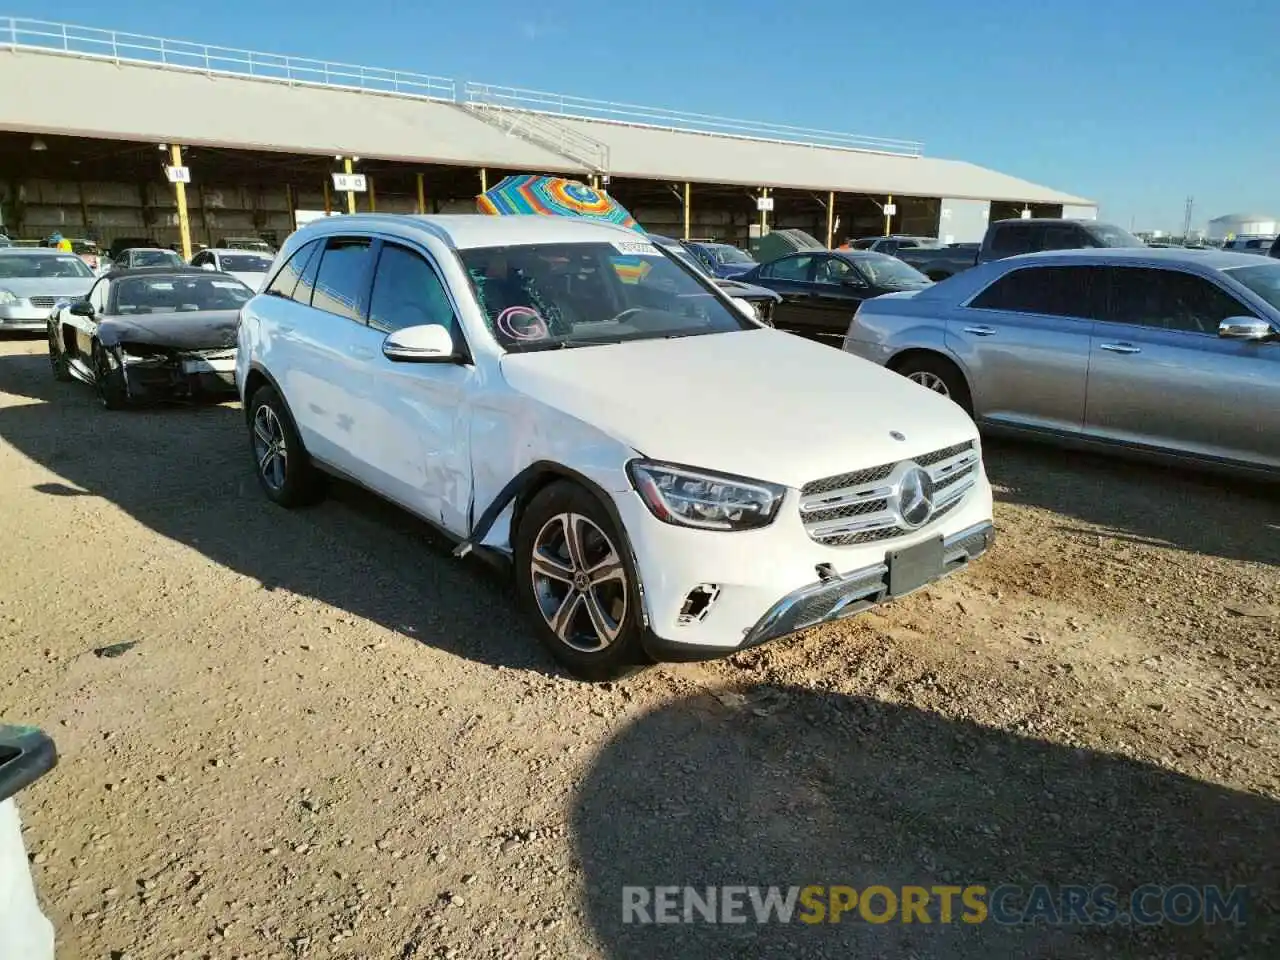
[117,350,239,401]
[615,472,994,663]
[0,305,52,330]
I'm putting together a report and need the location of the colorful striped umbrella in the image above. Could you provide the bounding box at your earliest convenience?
[476,175,645,233]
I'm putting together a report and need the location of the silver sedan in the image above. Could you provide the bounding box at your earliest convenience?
[0,249,98,331]
[843,248,1280,478]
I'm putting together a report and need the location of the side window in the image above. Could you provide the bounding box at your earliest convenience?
[310,238,375,321]
[763,255,813,281]
[1107,268,1252,334]
[88,279,109,313]
[190,252,205,267]
[814,257,856,284]
[265,240,319,301]
[970,266,1102,319]
[367,243,457,335]
[989,224,1034,256]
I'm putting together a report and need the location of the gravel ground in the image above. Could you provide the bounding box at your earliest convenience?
[0,336,1275,959]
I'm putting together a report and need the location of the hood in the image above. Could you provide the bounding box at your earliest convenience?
[229,271,267,292]
[97,310,240,351]
[499,329,978,488]
[714,278,782,302]
[0,276,95,300]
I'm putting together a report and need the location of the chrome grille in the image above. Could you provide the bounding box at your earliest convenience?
[801,441,979,547]
[28,296,61,309]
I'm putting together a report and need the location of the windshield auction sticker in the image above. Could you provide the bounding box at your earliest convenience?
[612,240,662,257]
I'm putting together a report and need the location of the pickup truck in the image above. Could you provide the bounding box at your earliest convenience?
[896,218,1145,281]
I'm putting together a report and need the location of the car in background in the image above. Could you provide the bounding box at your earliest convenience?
[844,248,1279,478]
[191,248,273,291]
[68,239,102,272]
[680,239,758,278]
[217,236,273,254]
[0,235,11,249]
[737,249,932,338]
[107,237,157,260]
[896,219,1146,281]
[48,267,251,408]
[237,214,993,679]
[0,248,98,331]
[112,247,186,270]
[647,234,781,325]
[846,235,943,256]
[1222,235,1277,256]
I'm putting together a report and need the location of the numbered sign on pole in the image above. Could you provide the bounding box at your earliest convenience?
[883,203,897,216]
[756,196,774,212]
[165,166,191,184]
[333,173,368,193]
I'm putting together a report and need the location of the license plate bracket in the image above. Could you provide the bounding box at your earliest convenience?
[887,536,945,597]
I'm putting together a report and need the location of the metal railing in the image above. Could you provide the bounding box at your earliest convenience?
[465,81,924,158]
[1,17,456,100]
[464,83,610,173]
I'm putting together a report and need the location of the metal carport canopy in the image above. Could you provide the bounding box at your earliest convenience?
[0,47,1091,205]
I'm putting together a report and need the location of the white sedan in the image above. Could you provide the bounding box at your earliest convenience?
[191,248,273,292]
[237,215,994,679]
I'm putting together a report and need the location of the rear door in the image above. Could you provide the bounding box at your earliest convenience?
[755,254,820,331]
[1085,266,1280,467]
[808,255,871,337]
[950,264,1102,432]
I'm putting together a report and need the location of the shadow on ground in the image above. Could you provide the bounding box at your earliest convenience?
[572,685,1279,959]
[0,351,552,673]
[984,437,1278,567]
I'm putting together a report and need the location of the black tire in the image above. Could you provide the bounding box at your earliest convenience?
[247,384,323,507]
[894,353,974,416]
[48,324,71,382]
[92,342,128,409]
[514,481,648,681]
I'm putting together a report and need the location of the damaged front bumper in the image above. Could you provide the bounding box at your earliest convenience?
[117,346,239,401]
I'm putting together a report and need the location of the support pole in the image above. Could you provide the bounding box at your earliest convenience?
[683,182,691,240]
[284,183,296,233]
[480,167,488,193]
[884,194,893,237]
[367,176,376,213]
[323,176,332,216]
[169,144,192,261]
[416,173,426,215]
[343,156,356,215]
[826,190,835,248]
[760,187,769,233]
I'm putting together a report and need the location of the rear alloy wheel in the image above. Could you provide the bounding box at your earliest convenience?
[92,343,127,409]
[247,384,322,507]
[895,354,973,416]
[515,481,645,680]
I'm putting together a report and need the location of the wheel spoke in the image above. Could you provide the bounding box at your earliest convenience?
[258,446,276,474]
[563,514,588,571]
[550,589,583,641]
[582,589,620,646]
[271,452,286,488]
[586,555,624,586]
[253,420,273,446]
[531,549,575,584]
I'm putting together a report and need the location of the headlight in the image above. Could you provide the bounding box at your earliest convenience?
[627,460,786,531]
[0,289,20,305]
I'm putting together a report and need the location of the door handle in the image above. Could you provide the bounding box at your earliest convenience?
[963,325,997,336]
[1098,342,1141,354]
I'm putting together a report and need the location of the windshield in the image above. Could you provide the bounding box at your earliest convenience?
[131,250,185,268]
[112,275,253,314]
[459,241,754,352]
[226,239,271,252]
[704,243,755,265]
[0,253,95,279]
[220,254,272,272]
[655,242,708,276]
[853,254,932,289]
[1084,224,1145,248]
[1224,263,1280,313]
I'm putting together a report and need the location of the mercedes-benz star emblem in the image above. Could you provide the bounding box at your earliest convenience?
[897,466,935,529]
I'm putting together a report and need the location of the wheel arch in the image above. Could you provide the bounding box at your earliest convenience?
[242,362,288,425]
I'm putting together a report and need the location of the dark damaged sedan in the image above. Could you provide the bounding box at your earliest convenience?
[47,267,251,408]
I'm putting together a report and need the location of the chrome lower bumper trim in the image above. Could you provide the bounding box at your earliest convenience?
[742,521,995,649]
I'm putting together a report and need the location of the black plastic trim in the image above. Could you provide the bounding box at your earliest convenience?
[0,726,57,804]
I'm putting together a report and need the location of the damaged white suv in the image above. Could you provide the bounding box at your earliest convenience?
[237,215,994,679]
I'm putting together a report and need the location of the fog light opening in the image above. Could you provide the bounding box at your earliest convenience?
[677,584,720,626]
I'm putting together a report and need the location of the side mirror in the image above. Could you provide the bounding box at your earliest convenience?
[382,323,458,363]
[729,297,757,320]
[1218,317,1273,341]
[68,300,95,318]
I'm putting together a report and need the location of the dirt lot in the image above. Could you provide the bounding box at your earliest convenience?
[0,335,1275,959]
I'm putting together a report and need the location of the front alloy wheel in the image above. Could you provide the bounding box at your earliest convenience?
[252,403,288,494]
[907,370,950,396]
[530,513,627,653]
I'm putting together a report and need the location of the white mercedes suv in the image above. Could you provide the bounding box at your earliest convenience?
[236,215,994,679]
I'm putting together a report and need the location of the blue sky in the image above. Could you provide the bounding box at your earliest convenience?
[12,0,1276,232]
